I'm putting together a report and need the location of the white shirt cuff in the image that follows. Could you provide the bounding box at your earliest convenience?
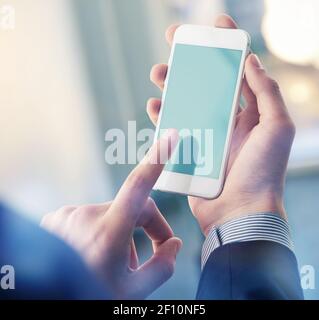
[201,213,293,269]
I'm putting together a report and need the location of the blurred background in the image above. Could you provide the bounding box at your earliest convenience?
[0,0,318,299]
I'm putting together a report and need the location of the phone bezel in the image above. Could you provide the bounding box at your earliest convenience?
[153,25,250,199]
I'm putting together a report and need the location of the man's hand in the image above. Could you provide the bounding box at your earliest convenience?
[147,14,295,235]
[41,129,182,299]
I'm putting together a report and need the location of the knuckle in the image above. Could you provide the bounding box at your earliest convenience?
[290,121,296,136]
[40,213,52,226]
[68,212,81,225]
[69,205,97,222]
[150,64,159,81]
[189,199,203,216]
[159,260,175,280]
[58,205,76,215]
[78,205,96,215]
[264,77,281,95]
[272,113,295,129]
[145,197,157,211]
[152,255,175,280]
[282,119,296,137]
[270,117,296,141]
[146,97,154,107]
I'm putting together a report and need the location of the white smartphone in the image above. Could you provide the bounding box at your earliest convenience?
[153,25,250,199]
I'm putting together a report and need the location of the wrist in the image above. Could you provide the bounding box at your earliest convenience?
[202,193,287,236]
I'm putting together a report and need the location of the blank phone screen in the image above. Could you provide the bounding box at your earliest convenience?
[159,44,243,179]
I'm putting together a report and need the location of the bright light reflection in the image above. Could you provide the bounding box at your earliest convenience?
[262,0,319,66]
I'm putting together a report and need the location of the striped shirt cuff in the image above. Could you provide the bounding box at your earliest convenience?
[201,213,293,269]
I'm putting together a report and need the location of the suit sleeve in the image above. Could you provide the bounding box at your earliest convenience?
[196,213,304,300]
[0,204,109,300]
[196,241,304,300]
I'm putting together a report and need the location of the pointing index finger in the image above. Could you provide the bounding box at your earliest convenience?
[106,129,179,239]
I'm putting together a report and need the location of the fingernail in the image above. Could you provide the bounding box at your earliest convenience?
[250,54,263,69]
[143,129,179,165]
[174,238,182,255]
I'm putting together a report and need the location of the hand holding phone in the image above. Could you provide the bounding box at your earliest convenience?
[148,15,295,233]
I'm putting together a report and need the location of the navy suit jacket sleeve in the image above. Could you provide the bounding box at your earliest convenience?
[0,204,108,300]
[196,241,304,300]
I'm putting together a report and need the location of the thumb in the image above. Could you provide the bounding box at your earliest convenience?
[132,237,182,298]
[245,54,289,121]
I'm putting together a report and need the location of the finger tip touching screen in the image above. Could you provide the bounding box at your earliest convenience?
[153,25,250,199]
